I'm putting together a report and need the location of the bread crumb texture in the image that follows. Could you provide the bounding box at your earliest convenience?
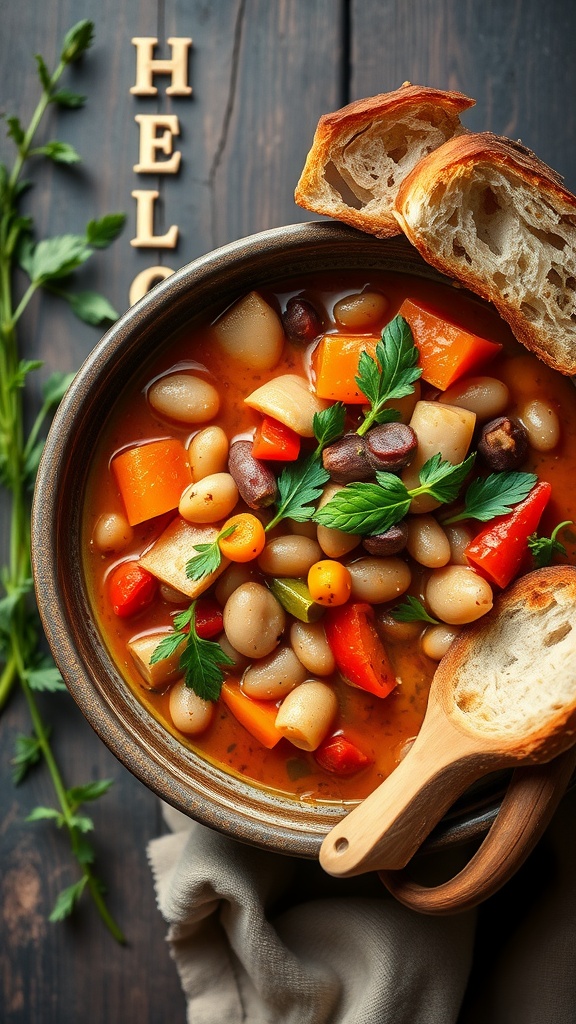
[452,580,576,738]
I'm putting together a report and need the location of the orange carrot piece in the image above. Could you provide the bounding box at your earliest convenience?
[220,679,283,748]
[314,334,378,403]
[398,299,502,391]
[218,513,266,563]
[112,439,192,526]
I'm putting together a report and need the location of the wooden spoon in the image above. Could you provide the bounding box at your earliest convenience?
[320,566,576,879]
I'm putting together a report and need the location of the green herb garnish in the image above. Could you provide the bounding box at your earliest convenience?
[442,471,538,524]
[528,520,573,568]
[390,596,440,624]
[151,603,234,701]
[314,453,475,535]
[186,524,237,581]
[355,315,422,436]
[1,21,125,941]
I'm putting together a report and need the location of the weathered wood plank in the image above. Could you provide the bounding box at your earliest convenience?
[349,0,576,190]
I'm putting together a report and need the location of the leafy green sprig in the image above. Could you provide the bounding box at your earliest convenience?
[0,22,125,941]
[355,315,422,436]
[390,596,440,625]
[528,520,573,568]
[150,603,235,701]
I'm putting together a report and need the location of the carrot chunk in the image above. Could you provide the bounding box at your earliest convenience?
[252,416,301,461]
[314,334,378,403]
[398,298,502,391]
[220,679,283,748]
[112,439,192,526]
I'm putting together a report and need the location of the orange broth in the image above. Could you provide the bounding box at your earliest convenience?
[82,270,576,804]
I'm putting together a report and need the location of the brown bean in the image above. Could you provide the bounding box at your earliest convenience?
[365,422,418,470]
[322,433,373,483]
[362,522,408,556]
[477,416,529,471]
[282,297,323,344]
[228,440,278,509]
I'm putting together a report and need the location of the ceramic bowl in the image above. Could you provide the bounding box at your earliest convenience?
[31,221,508,859]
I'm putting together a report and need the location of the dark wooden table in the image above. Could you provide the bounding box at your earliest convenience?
[2,2,576,1021]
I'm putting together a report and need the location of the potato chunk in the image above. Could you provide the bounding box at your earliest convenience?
[139,518,228,597]
[244,374,330,437]
[212,291,284,370]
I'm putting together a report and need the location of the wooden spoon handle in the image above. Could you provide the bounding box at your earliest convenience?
[320,702,498,877]
[378,746,576,915]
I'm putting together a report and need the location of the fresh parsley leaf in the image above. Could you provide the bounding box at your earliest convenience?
[50,88,86,109]
[85,214,126,249]
[12,733,43,784]
[413,453,476,505]
[25,661,66,692]
[35,54,52,91]
[151,602,234,701]
[356,315,422,436]
[185,524,236,582]
[49,878,88,923]
[6,116,25,148]
[528,520,573,568]
[444,471,538,524]
[27,805,63,824]
[22,234,92,284]
[315,476,411,535]
[60,20,95,64]
[74,834,96,866]
[67,780,114,805]
[390,596,439,624]
[62,289,119,326]
[313,402,346,452]
[32,140,81,165]
[267,454,329,531]
[10,359,43,390]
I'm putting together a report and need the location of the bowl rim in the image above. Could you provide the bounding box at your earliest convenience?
[31,220,507,858]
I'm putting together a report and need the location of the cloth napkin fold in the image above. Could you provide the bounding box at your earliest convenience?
[148,790,576,1024]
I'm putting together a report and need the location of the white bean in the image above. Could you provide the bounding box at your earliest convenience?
[169,680,215,735]
[275,680,338,751]
[421,623,461,660]
[242,646,307,700]
[148,373,220,424]
[347,557,411,603]
[333,290,389,329]
[223,582,286,658]
[188,425,229,480]
[377,612,423,644]
[406,515,451,568]
[440,377,510,421]
[216,632,249,673]
[426,566,493,625]
[290,621,336,676]
[179,473,239,524]
[212,291,284,370]
[520,399,561,452]
[444,523,475,565]
[402,401,476,513]
[215,562,258,606]
[258,535,322,577]
[92,512,133,553]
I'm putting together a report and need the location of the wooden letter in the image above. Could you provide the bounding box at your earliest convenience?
[131,190,178,249]
[129,266,175,306]
[131,37,192,96]
[133,115,181,174]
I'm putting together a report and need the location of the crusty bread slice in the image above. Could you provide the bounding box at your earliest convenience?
[435,566,576,761]
[294,84,475,238]
[394,132,576,375]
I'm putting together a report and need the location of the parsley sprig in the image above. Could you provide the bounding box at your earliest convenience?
[314,453,475,535]
[0,22,125,941]
[355,315,422,436]
[150,603,234,701]
[528,520,573,568]
[390,596,440,624]
[185,523,237,582]
[442,471,538,524]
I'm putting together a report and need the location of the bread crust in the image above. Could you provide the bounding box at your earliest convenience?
[434,566,576,762]
[295,84,475,238]
[394,132,576,374]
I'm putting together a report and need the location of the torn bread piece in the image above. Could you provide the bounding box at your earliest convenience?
[394,131,576,374]
[294,83,475,238]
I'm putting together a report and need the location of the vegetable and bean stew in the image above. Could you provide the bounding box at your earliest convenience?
[83,270,576,802]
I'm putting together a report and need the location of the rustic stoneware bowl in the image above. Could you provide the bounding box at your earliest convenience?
[32,221,566,898]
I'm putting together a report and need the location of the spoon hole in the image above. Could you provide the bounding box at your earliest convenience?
[334,837,349,854]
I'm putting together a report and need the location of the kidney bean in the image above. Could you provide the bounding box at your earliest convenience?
[322,433,373,483]
[477,416,529,471]
[362,521,408,556]
[365,422,418,470]
[282,297,323,344]
[228,440,278,509]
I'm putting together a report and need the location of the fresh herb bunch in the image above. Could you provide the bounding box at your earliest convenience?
[355,315,422,436]
[0,22,126,941]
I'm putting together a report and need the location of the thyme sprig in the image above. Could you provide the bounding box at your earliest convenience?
[1,21,125,941]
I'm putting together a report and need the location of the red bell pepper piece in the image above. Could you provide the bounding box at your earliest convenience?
[108,561,157,618]
[464,480,552,589]
[194,597,224,639]
[252,416,301,461]
[315,733,373,775]
[324,602,396,698]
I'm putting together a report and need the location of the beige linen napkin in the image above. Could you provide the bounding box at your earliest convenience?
[148,804,476,1024]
